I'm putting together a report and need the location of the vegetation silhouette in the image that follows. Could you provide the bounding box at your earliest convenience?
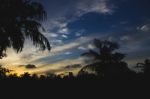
[0,65,10,79]
[0,59,149,80]
[0,0,50,58]
[78,39,136,80]
[135,59,150,79]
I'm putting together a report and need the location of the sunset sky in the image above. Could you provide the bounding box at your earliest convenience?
[1,0,150,75]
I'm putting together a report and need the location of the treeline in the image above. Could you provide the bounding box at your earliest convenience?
[0,59,150,80]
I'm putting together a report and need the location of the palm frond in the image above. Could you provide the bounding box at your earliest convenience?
[109,42,119,51]
[113,52,126,62]
[21,20,51,51]
[94,39,102,48]
[0,0,50,58]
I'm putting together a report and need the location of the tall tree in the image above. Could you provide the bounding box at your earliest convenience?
[79,39,130,79]
[81,39,125,63]
[0,0,51,58]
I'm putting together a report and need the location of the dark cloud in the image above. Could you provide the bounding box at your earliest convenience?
[64,64,82,69]
[26,64,37,69]
[19,64,37,69]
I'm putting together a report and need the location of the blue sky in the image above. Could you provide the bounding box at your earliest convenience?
[1,0,150,75]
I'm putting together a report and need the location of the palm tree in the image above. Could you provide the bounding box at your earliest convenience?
[79,39,127,78]
[0,0,51,58]
[81,39,125,63]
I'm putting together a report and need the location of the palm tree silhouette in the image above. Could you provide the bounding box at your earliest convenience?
[79,39,129,78]
[81,39,125,63]
[0,0,51,58]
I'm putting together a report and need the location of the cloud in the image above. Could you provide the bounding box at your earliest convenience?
[76,0,114,16]
[25,64,37,69]
[78,44,95,51]
[43,32,59,38]
[62,35,68,39]
[1,35,94,68]
[50,37,92,54]
[19,36,94,65]
[58,28,69,34]
[137,24,150,32]
[75,29,86,37]
[120,35,131,41]
[39,0,115,35]
[47,33,58,38]
[64,52,72,55]
[78,46,87,51]
[50,21,70,35]
[64,64,82,69]
[0,49,24,66]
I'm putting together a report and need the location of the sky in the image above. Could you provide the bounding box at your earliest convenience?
[1,0,150,75]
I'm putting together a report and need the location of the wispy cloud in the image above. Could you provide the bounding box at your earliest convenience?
[64,52,72,55]
[78,43,96,51]
[76,0,114,16]
[35,36,93,60]
[78,46,87,51]
[137,24,150,32]
[43,32,59,38]
[58,27,69,34]
[75,29,86,37]
[62,35,68,39]
[120,35,131,41]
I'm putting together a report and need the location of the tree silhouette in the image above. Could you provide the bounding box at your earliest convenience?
[31,74,39,80]
[136,59,150,76]
[0,0,51,58]
[20,72,32,80]
[0,65,10,79]
[79,39,132,79]
[81,39,125,63]
[8,73,19,80]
